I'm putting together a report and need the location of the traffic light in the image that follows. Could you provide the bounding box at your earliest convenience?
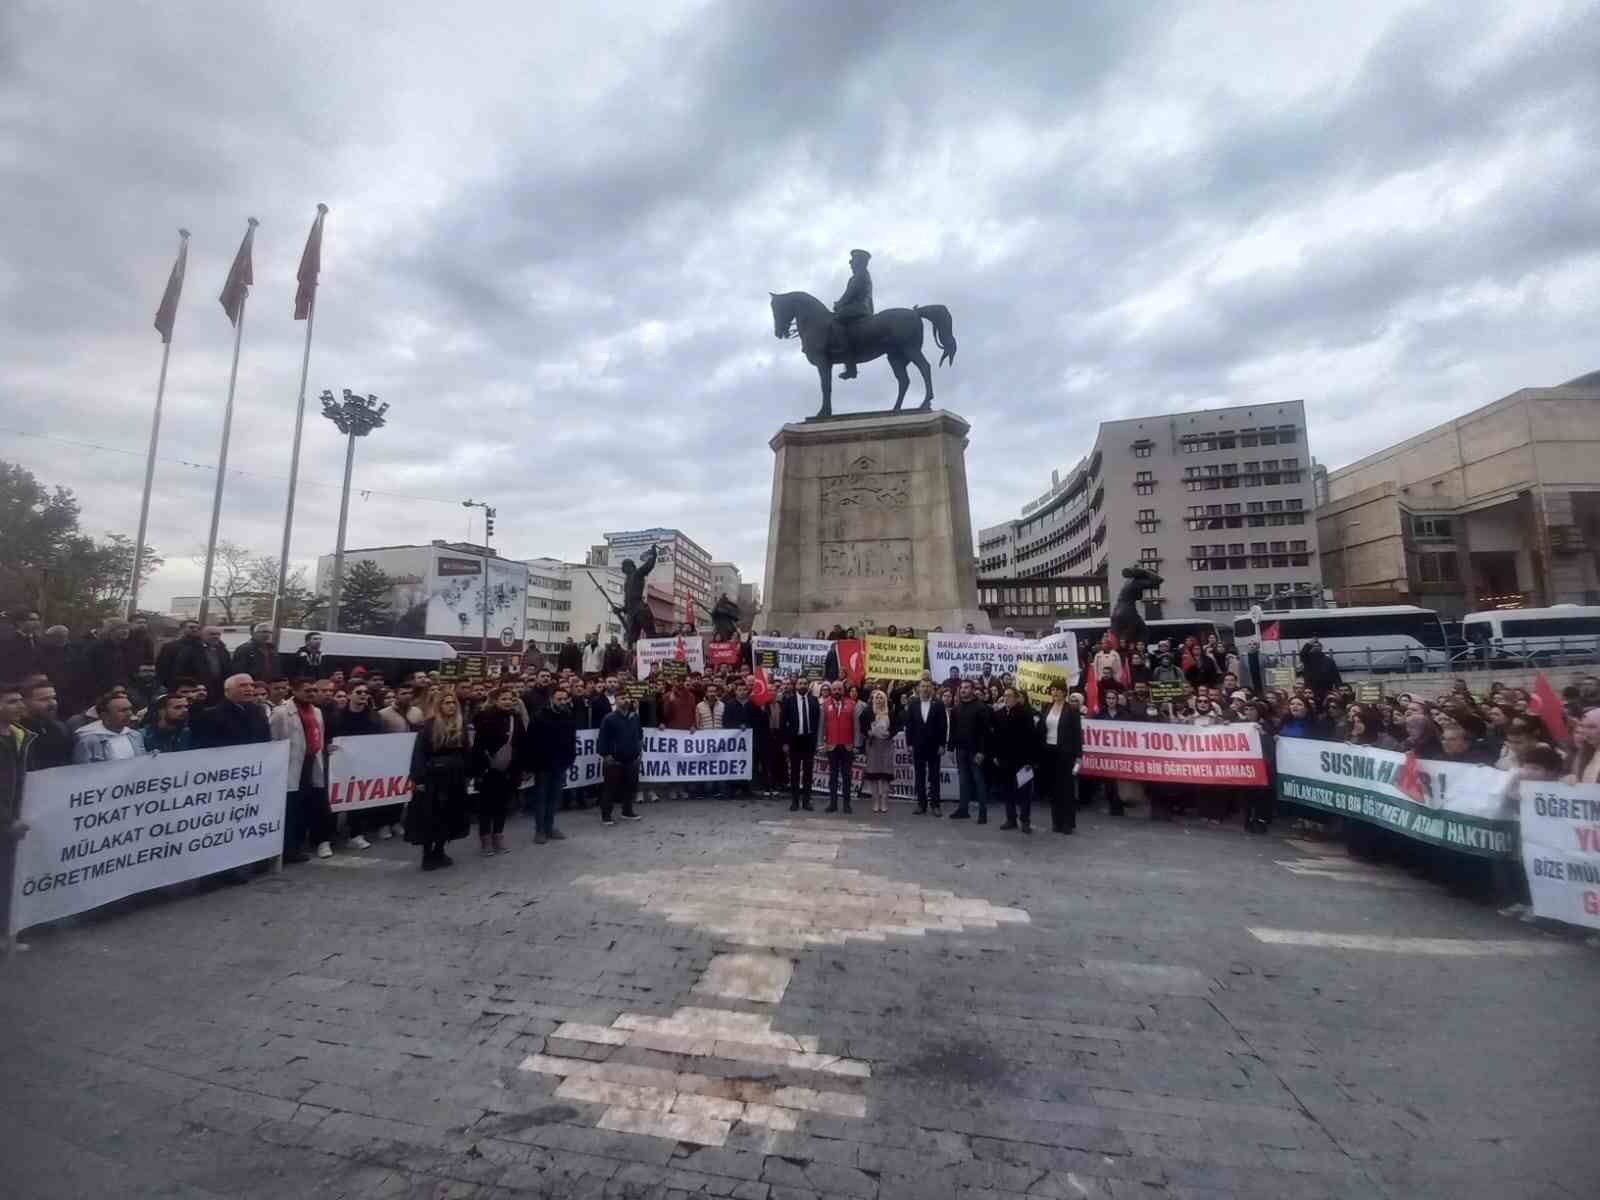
[485,508,496,540]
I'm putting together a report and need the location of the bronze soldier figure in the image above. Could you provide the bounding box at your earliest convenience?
[832,249,874,380]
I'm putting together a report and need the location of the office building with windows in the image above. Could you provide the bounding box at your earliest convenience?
[1317,370,1600,615]
[978,400,1322,619]
[522,557,574,654]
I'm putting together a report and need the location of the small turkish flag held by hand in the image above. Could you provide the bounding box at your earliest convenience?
[751,666,773,707]
[837,639,865,687]
[1528,671,1569,743]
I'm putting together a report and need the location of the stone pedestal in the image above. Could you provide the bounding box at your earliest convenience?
[758,408,990,634]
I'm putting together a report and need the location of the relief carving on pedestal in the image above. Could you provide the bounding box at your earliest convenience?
[820,455,911,512]
[820,539,913,583]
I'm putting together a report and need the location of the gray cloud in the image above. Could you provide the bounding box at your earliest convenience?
[2,0,1597,610]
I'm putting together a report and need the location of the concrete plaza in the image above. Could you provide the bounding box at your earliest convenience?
[1,796,1594,1199]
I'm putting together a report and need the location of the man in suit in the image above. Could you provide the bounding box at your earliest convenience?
[779,677,820,812]
[904,679,948,815]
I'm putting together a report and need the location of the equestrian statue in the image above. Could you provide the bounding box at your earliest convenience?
[770,249,957,418]
[1110,566,1164,649]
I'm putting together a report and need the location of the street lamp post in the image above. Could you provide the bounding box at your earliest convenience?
[462,498,497,661]
[322,390,388,633]
[1341,519,1362,609]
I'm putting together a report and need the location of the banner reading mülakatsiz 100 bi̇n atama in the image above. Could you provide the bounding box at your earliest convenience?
[11,741,289,934]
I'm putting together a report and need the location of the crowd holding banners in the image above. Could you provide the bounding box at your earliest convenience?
[634,636,705,679]
[864,634,926,681]
[5,607,1600,948]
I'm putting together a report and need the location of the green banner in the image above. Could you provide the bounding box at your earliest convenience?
[1275,738,1517,859]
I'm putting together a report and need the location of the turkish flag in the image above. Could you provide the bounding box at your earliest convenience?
[1085,667,1099,716]
[1393,751,1427,805]
[751,665,773,707]
[673,637,688,660]
[1528,671,1569,743]
[684,591,695,630]
[837,639,865,686]
[1261,621,1281,642]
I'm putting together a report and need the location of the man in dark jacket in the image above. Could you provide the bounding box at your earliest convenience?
[291,632,326,677]
[721,680,758,796]
[602,638,627,677]
[21,679,74,770]
[596,693,644,824]
[190,673,272,749]
[231,623,280,683]
[779,679,820,812]
[0,612,41,683]
[524,685,578,844]
[992,688,1039,833]
[557,637,582,674]
[156,621,199,688]
[948,679,992,823]
[904,679,948,814]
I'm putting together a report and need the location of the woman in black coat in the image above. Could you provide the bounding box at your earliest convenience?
[991,687,1041,833]
[471,685,525,856]
[1035,681,1083,834]
[406,690,472,870]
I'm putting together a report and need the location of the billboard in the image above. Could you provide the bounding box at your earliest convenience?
[426,553,527,651]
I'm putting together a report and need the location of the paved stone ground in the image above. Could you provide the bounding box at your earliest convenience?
[2,794,1596,1200]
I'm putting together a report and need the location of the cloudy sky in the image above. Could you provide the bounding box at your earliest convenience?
[3,0,1598,609]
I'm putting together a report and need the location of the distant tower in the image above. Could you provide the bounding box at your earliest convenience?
[1312,458,1329,509]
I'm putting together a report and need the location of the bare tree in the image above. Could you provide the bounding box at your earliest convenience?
[190,540,256,622]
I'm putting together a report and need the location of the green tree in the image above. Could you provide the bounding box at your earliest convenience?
[0,460,159,631]
[245,556,326,628]
[338,559,396,634]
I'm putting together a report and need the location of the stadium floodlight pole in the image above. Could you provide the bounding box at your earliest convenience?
[322,389,388,633]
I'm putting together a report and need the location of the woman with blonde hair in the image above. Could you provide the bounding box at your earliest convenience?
[861,689,897,814]
[405,688,473,870]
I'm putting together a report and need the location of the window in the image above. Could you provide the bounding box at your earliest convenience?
[1275,582,1293,594]
[1277,424,1297,443]
[1411,515,1454,540]
[1261,459,1278,471]
[1225,503,1241,514]
[1258,430,1278,446]
[1136,509,1157,534]
[1228,543,1244,555]
[1270,540,1286,553]
[1140,547,1160,565]
[1247,501,1264,514]
[1290,539,1307,552]
[1286,498,1304,512]
[1204,464,1220,477]
[1416,551,1459,584]
[1267,500,1283,512]
[1250,541,1266,554]
[1183,466,1200,479]
[1256,583,1272,595]
[1218,432,1237,449]
[1232,584,1249,597]
[1282,457,1299,470]
[1220,462,1237,475]
[1243,461,1260,473]
[1132,440,1153,458]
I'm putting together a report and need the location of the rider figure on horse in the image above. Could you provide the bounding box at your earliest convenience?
[832,248,873,380]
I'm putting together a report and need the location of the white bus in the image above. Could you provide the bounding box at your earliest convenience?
[1232,605,1449,673]
[1460,605,1600,664]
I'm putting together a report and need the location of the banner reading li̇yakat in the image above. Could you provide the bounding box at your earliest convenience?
[864,634,925,681]
[10,742,290,934]
[1275,738,1516,858]
[1520,782,1600,930]
[927,631,1078,682]
[751,635,832,676]
[635,635,705,679]
[327,732,416,810]
[1079,718,1267,787]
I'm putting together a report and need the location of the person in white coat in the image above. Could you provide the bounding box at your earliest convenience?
[271,678,336,862]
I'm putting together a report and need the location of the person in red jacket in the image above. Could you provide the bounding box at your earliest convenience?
[821,681,857,814]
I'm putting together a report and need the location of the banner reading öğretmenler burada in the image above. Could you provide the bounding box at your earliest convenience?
[11,742,289,934]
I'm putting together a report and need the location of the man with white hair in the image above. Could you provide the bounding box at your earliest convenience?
[231,623,280,682]
[190,673,272,749]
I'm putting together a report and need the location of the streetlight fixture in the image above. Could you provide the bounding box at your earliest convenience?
[462,497,497,658]
[322,389,388,633]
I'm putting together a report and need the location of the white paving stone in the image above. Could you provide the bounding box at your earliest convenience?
[691,952,796,1003]
[596,1105,730,1146]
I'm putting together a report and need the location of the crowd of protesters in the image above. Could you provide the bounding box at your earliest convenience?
[5,607,1600,941]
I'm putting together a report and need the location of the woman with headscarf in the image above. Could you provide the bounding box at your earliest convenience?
[406,689,473,870]
[861,688,897,814]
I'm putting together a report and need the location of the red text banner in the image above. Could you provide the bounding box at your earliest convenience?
[1079,719,1267,787]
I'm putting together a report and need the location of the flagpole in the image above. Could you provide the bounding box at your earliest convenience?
[199,288,249,628]
[128,339,173,619]
[272,292,317,633]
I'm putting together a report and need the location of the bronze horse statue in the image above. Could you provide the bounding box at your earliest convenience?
[770,291,956,417]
